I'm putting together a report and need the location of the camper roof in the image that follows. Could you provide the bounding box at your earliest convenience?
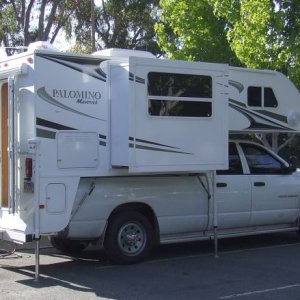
[92,48,155,59]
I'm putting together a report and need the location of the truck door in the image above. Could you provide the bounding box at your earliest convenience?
[240,142,300,226]
[215,142,252,229]
[1,82,9,208]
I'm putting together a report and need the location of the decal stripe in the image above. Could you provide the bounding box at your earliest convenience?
[36,118,107,146]
[129,143,192,155]
[229,98,247,108]
[135,76,145,84]
[36,53,107,82]
[128,73,145,84]
[229,103,293,131]
[36,128,56,139]
[129,137,179,149]
[36,117,75,130]
[229,80,244,93]
[254,109,288,124]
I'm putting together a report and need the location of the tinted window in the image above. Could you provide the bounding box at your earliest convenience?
[148,72,212,98]
[248,86,262,107]
[149,100,212,117]
[217,143,243,175]
[264,87,278,107]
[241,143,283,174]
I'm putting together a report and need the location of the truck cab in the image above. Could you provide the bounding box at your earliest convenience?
[216,140,300,232]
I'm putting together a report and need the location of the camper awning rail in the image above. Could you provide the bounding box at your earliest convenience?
[0,63,28,80]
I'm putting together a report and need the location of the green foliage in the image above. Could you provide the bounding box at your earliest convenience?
[0,0,80,54]
[157,0,300,87]
[0,0,161,55]
[212,0,300,87]
[156,0,239,63]
[72,0,161,54]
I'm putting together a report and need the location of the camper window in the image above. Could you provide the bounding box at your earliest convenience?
[248,86,262,107]
[247,86,278,108]
[147,72,212,117]
[147,72,212,98]
[148,100,212,117]
[264,87,278,108]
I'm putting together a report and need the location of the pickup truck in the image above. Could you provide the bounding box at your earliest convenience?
[51,140,300,264]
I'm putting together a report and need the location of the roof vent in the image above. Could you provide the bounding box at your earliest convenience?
[92,48,155,59]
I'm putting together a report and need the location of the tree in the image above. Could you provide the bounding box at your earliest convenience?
[0,0,162,56]
[0,0,79,55]
[72,0,161,55]
[211,0,300,85]
[155,0,239,63]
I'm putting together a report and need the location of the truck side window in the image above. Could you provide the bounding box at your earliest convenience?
[217,143,243,175]
[241,143,283,174]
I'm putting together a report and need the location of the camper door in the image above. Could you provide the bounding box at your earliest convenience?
[128,57,229,173]
[0,78,15,212]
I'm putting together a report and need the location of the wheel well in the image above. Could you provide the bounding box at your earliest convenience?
[107,202,159,243]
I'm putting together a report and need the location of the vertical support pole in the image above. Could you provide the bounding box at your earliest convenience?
[212,170,219,258]
[29,139,41,281]
[34,238,40,282]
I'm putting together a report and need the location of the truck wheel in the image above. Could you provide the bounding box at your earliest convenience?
[104,211,154,264]
[50,237,88,255]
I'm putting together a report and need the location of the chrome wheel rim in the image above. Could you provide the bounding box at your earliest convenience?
[118,222,146,256]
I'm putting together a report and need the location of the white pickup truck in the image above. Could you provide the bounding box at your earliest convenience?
[50,139,300,264]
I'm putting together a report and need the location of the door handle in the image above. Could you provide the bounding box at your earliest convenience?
[216,182,227,188]
[254,182,265,187]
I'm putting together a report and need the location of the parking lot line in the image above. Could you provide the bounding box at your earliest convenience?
[219,283,300,299]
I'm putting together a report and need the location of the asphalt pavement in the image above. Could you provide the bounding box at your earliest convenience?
[1,233,300,300]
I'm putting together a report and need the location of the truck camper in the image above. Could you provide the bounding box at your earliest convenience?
[0,42,300,276]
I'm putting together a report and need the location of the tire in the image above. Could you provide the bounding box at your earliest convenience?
[104,211,154,264]
[50,237,89,255]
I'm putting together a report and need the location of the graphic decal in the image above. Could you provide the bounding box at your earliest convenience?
[129,137,192,155]
[229,80,244,93]
[36,53,108,82]
[229,98,293,131]
[129,72,145,84]
[37,87,105,121]
[36,117,107,146]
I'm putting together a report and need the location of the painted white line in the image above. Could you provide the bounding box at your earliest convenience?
[219,284,300,299]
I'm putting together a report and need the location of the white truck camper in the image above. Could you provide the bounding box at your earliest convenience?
[1,42,300,276]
